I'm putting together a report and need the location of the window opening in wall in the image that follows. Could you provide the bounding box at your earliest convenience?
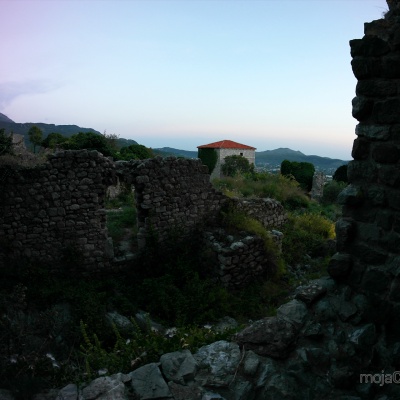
[240,153,243,156]
[105,181,138,258]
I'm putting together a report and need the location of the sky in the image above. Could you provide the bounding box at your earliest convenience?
[0,0,388,160]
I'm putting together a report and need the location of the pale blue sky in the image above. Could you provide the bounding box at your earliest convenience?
[1,0,387,159]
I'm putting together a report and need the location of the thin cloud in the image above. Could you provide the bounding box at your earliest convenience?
[0,80,60,110]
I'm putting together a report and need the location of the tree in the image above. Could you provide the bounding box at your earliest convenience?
[333,164,348,183]
[198,148,218,174]
[103,131,120,154]
[62,132,114,157]
[119,144,154,160]
[41,133,68,149]
[0,128,13,156]
[221,155,254,177]
[280,160,315,192]
[28,126,43,153]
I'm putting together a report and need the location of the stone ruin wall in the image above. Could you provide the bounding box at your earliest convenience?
[116,156,226,248]
[0,153,287,275]
[0,150,116,272]
[329,6,400,339]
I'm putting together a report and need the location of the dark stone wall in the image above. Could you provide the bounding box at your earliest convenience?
[0,152,287,273]
[330,4,400,338]
[0,150,116,272]
[116,156,227,247]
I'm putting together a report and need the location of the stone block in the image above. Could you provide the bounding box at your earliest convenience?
[355,123,390,140]
[328,252,352,279]
[350,37,390,57]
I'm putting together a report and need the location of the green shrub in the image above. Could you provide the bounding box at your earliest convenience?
[281,160,315,191]
[213,172,309,210]
[322,180,347,205]
[282,212,335,265]
[221,155,254,177]
[106,205,137,242]
[80,318,237,380]
[220,205,285,277]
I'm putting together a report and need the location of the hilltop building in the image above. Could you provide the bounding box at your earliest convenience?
[197,139,256,179]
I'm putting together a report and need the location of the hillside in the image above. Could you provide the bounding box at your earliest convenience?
[154,147,198,158]
[255,147,349,171]
[0,114,137,148]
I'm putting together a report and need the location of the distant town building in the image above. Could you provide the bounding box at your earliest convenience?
[197,139,256,179]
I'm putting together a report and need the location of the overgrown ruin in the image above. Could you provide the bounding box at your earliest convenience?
[0,151,286,278]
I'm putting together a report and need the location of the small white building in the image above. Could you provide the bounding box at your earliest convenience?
[197,139,256,179]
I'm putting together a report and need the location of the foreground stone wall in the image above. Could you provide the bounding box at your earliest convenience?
[330,4,400,337]
[0,150,116,272]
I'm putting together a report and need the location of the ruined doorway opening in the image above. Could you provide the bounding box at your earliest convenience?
[105,179,138,260]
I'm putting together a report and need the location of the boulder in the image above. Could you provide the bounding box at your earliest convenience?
[130,363,172,399]
[160,350,197,385]
[235,317,298,358]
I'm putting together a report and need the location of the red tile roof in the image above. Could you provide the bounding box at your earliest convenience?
[197,140,256,150]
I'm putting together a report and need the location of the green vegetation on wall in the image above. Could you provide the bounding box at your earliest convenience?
[198,148,218,174]
[118,144,154,160]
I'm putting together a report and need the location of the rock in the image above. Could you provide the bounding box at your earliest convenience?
[55,384,81,400]
[81,375,126,400]
[201,393,225,400]
[130,363,172,399]
[235,317,298,358]
[330,297,358,322]
[260,374,298,400]
[194,341,241,376]
[295,283,327,305]
[134,310,165,334]
[160,350,197,385]
[328,253,352,279]
[168,382,203,400]
[0,389,15,400]
[256,358,278,388]
[276,299,308,326]
[105,311,134,334]
[303,322,323,339]
[349,323,376,348]
[213,316,238,333]
[243,350,260,376]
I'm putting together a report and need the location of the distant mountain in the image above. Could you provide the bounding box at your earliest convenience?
[154,147,198,159]
[154,146,349,173]
[256,147,349,171]
[0,113,14,123]
[0,113,137,148]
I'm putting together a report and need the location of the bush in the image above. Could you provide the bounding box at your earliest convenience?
[322,180,347,204]
[220,205,285,277]
[221,155,254,177]
[333,164,348,183]
[281,160,315,191]
[213,172,310,210]
[282,212,335,265]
